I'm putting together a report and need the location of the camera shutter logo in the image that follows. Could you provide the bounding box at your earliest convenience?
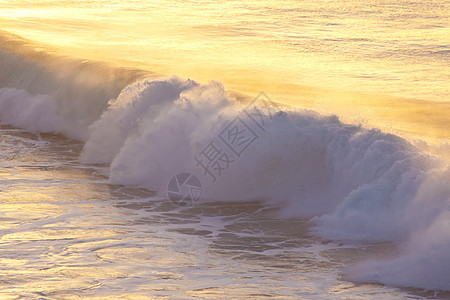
[167,173,202,207]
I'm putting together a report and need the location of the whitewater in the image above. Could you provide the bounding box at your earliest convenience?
[0,0,449,298]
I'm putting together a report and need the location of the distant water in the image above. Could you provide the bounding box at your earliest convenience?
[1,0,448,101]
[0,0,449,298]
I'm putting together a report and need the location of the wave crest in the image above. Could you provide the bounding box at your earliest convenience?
[0,42,449,291]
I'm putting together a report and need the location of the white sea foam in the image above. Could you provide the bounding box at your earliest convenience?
[0,88,66,133]
[345,208,450,291]
[0,41,145,139]
[78,77,449,291]
[1,64,449,291]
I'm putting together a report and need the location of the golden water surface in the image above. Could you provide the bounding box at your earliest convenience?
[0,0,449,143]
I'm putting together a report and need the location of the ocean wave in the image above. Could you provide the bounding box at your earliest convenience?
[0,31,146,139]
[80,77,449,291]
[0,39,449,292]
[0,87,66,133]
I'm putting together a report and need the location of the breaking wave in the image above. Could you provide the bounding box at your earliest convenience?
[0,35,449,292]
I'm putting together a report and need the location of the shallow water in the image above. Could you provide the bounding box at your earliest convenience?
[3,126,446,299]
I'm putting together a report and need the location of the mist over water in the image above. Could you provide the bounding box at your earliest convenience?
[0,0,449,298]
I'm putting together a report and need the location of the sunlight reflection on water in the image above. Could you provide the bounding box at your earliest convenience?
[0,126,438,299]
